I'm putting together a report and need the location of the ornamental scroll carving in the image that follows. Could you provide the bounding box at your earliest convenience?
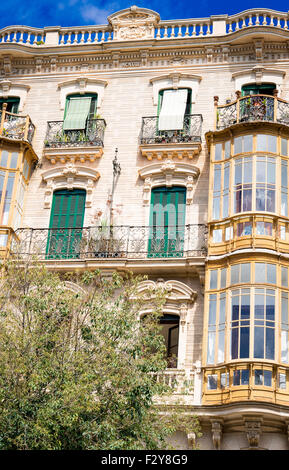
[108,6,160,41]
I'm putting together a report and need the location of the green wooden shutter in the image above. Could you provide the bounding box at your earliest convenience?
[63,97,92,130]
[46,189,86,259]
[148,186,186,258]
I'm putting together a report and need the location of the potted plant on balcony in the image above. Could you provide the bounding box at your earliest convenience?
[80,219,124,259]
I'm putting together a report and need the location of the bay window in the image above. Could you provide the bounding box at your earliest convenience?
[206,262,289,366]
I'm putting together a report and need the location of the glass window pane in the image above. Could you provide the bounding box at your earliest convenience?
[268,135,277,153]
[219,294,226,323]
[220,268,227,289]
[224,141,230,159]
[231,265,239,285]
[234,137,242,154]
[244,158,252,183]
[279,373,286,389]
[267,264,276,284]
[209,294,217,324]
[244,135,253,152]
[213,229,222,243]
[241,263,250,283]
[0,234,8,246]
[210,270,218,290]
[207,375,217,390]
[255,263,266,283]
[266,328,275,359]
[255,369,263,385]
[240,327,249,358]
[215,144,222,161]
[10,152,18,169]
[233,370,240,386]
[1,151,8,168]
[256,134,267,151]
[281,160,288,188]
[254,327,264,358]
[234,160,242,185]
[214,165,221,191]
[281,330,288,363]
[241,369,249,385]
[221,372,229,388]
[207,332,216,364]
[264,370,272,386]
[281,138,288,156]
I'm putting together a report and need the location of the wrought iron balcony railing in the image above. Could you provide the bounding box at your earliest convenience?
[44,118,106,148]
[0,107,35,144]
[215,93,289,130]
[12,224,207,260]
[140,114,203,145]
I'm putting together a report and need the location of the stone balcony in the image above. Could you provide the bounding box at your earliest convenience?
[43,118,106,163]
[139,114,202,160]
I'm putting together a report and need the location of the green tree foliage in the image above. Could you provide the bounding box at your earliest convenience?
[0,262,200,450]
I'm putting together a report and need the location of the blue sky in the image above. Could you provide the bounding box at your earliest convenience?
[2,0,289,28]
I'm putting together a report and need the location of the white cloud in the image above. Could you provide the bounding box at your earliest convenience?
[81,5,112,23]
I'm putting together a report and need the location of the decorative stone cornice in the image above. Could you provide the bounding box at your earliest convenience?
[43,146,103,164]
[140,143,202,161]
[57,78,107,109]
[232,66,286,93]
[139,160,200,204]
[137,279,197,322]
[150,71,202,106]
[0,80,30,111]
[108,5,160,41]
[41,163,100,209]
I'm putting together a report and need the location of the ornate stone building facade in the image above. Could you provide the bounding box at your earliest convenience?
[1,5,289,449]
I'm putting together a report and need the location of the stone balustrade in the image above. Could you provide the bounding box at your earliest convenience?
[0,8,288,47]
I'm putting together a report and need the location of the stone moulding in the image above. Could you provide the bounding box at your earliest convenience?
[232,66,286,94]
[0,80,30,111]
[139,159,200,205]
[149,72,202,106]
[43,147,103,164]
[41,163,100,209]
[139,142,202,161]
[57,77,108,110]
[108,5,160,42]
[136,278,197,324]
